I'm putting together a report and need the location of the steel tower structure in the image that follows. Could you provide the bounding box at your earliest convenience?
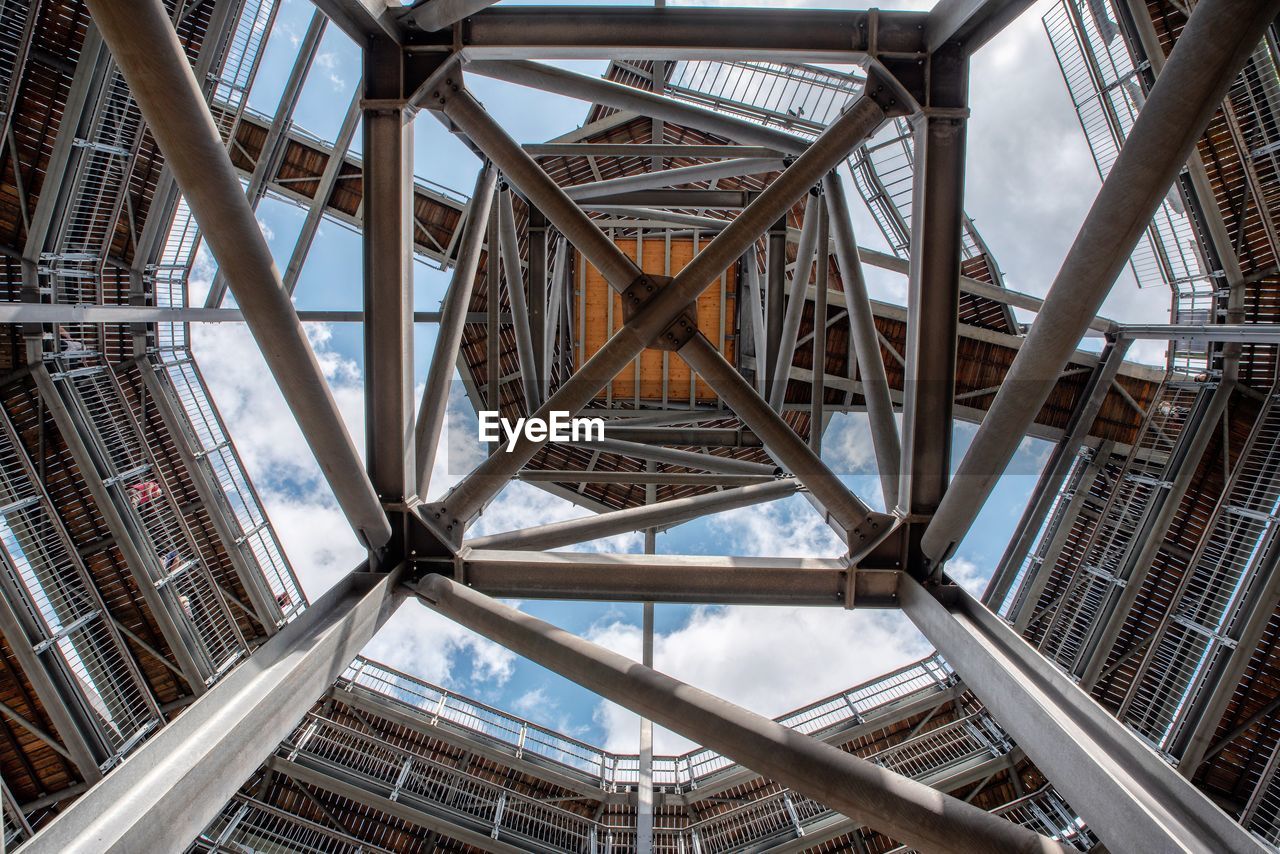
[0,0,1278,851]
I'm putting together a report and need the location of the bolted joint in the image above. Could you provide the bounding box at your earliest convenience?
[862,66,914,117]
[621,273,700,351]
[655,310,699,351]
[425,74,465,111]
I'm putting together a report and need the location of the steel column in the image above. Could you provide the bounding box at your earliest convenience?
[921,0,1280,564]
[900,576,1264,853]
[21,567,402,854]
[417,576,1064,854]
[363,39,416,512]
[86,0,392,549]
[766,216,788,400]
[416,165,497,495]
[465,479,798,551]
[901,50,966,553]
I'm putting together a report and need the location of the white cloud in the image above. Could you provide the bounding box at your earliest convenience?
[587,605,931,754]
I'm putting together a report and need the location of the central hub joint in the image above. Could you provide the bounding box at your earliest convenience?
[621,273,699,351]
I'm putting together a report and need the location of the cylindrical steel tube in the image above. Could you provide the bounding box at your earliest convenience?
[441,86,641,291]
[416,166,497,495]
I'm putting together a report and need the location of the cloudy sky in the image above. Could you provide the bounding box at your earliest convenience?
[187,0,1172,755]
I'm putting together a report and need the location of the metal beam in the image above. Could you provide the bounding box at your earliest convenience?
[498,185,541,408]
[826,170,900,509]
[921,0,1280,565]
[22,566,402,854]
[308,0,401,43]
[563,157,786,201]
[525,143,785,159]
[567,437,778,475]
[434,83,642,292]
[0,305,460,323]
[428,549,901,607]
[425,80,895,537]
[465,479,798,551]
[416,576,1065,854]
[88,0,393,549]
[205,9,327,308]
[416,166,497,495]
[516,470,774,486]
[364,39,415,511]
[900,576,1264,853]
[682,334,891,547]
[902,47,966,545]
[282,88,362,296]
[468,60,810,155]
[450,8,926,61]
[403,0,504,31]
[926,0,1037,54]
[1117,323,1280,343]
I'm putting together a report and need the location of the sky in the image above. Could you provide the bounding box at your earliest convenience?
[184,0,1174,756]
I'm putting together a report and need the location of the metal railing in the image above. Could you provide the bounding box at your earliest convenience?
[886,785,1098,853]
[273,683,1030,854]
[1036,381,1210,673]
[0,399,158,769]
[191,793,396,854]
[1124,385,1280,752]
[339,653,956,792]
[48,354,247,684]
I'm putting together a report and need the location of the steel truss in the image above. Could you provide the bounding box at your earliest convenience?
[16,0,1280,852]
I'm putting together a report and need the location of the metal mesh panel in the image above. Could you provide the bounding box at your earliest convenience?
[1124,389,1280,749]
[289,714,599,852]
[1000,445,1099,619]
[0,401,157,764]
[156,355,304,621]
[50,356,246,682]
[0,0,31,126]
[1038,383,1205,671]
[191,794,393,854]
[1043,0,1212,301]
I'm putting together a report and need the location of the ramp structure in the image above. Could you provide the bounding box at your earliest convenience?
[0,0,1279,851]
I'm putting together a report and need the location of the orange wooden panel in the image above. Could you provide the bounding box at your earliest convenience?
[576,238,736,403]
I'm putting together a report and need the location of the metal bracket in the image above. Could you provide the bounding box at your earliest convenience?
[620,273,699,351]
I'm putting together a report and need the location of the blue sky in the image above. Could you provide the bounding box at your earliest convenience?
[188,0,1172,754]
